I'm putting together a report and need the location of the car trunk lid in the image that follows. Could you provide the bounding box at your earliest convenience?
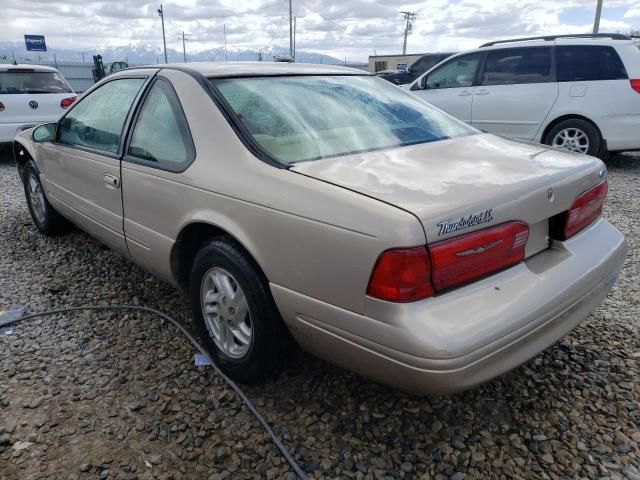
[291,134,606,254]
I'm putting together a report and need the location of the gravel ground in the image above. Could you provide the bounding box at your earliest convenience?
[0,150,638,480]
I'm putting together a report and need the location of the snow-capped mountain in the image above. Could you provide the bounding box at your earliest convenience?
[0,41,342,65]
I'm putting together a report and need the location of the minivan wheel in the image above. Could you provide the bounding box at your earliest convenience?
[23,161,71,235]
[544,119,603,157]
[189,238,288,384]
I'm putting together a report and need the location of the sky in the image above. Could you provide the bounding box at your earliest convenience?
[1,0,640,61]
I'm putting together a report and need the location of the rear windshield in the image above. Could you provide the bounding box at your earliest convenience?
[211,75,476,164]
[0,70,72,94]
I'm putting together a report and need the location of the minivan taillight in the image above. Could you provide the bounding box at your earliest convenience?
[60,96,77,109]
[551,180,608,240]
[366,222,529,302]
[631,79,640,94]
[429,222,529,293]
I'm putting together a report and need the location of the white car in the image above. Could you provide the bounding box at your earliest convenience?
[0,64,76,146]
[406,33,640,158]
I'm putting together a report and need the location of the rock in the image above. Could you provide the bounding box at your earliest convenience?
[541,454,555,465]
[80,463,90,472]
[127,401,146,412]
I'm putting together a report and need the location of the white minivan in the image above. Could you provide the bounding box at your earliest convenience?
[0,64,76,146]
[406,34,640,158]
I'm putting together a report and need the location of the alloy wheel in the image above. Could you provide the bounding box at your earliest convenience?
[27,172,46,224]
[200,267,252,359]
[552,128,590,154]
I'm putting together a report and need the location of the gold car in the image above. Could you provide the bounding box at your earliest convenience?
[13,63,626,394]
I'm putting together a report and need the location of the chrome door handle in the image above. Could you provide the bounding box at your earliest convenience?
[458,91,473,97]
[104,174,120,189]
[476,90,490,95]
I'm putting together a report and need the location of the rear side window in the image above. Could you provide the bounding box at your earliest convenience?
[57,78,144,154]
[127,78,195,171]
[481,47,552,85]
[557,46,627,81]
[0,70,72,94]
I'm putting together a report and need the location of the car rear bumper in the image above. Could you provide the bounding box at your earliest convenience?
[272,218,626,394]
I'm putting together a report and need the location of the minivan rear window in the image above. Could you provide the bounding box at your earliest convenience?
[557,46,627,82]
[0,71,72,94]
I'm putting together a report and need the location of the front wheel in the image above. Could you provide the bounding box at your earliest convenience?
[189,238,289,384]
[23,161,71,235]
[544,119,604,158]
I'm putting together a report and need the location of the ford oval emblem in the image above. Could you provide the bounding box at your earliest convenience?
[29,100,38,110]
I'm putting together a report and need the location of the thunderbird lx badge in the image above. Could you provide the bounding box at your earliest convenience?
[437,209,494,236]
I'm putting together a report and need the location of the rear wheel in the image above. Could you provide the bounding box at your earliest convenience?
[23,161,71,235]
[544,118,604,158]
[189,238,288,384]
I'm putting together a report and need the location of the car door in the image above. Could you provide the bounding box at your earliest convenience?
[471,47,559,140]
[120,72,196,281]
[410,52,482,123]
[41,75,149,255]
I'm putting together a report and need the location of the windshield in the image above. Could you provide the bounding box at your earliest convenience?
[211,75,476,164]
[0,71,72,94]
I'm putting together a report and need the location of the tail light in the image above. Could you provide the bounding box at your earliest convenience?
[366,247,433,302]
[551,180,608,240]
[631,79,640,94]
[429,222,529,292]
[367,222,529,302]
[60,96,77,109]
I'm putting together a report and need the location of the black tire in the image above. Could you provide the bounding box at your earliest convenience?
[544,118,605,158]
[23,160,72,235]
[189,238,288,384]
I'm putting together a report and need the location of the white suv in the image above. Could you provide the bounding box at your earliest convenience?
[0,64,76,146]
[407,34,640,158]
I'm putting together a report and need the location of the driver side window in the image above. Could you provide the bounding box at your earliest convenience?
[424,53,481,89]
[57,78,145,154]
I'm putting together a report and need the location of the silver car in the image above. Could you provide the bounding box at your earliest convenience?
[13,63,626,394]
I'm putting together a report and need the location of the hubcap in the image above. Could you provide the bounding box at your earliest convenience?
[552,128,590,154]
[27,173,46,224]
[200,267,252,359]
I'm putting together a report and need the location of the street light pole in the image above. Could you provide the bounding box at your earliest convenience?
[158,4,168,63]
[593,0,603,34]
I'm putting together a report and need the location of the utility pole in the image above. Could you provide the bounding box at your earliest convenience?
[289,0,293,58]
[177,31,190,62]
[400,11,417,55]
[293,16,297,61]
[158,4,168,63]
[224,24,228,62]
[77,51,88,63]
[593,0,603,34]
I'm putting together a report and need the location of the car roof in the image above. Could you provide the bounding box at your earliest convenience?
[0,63,60,73]
[150,61,371,78]
[477,34,635,51]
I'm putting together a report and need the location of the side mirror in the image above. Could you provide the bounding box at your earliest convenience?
[406,66,412,74]
[411,76,428,91]
[32,123,56,143]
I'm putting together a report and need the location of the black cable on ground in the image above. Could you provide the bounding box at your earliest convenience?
[0,305,309,480]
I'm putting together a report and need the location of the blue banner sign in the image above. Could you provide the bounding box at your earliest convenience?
[24,35,47,52]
